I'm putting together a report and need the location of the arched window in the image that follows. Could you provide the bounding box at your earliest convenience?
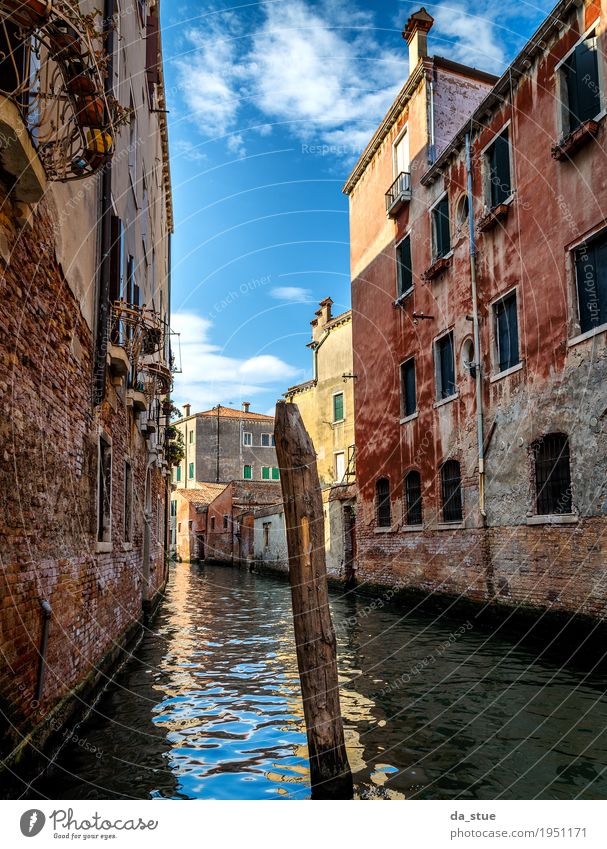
[404,470,422,526]
[532,433,572,515]
[376,478,391,528]
[441,460,463,522]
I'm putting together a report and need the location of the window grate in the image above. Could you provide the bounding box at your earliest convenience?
[533,433,572,515]
[404,471,422,526]
[441,460,463,522]
[376,478,391,527]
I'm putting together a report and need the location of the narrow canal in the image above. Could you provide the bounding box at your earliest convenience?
[26,564,607,800]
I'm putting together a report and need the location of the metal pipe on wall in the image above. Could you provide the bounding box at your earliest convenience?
[465,131,486,519]
[35,600,52,702]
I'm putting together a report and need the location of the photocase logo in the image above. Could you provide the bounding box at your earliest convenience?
[20,810,46,837]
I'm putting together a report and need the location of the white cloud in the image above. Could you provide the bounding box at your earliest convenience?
[176,0,403,156]
[430,3,506,72]
[171,311,301,410]
[270,286,314,302]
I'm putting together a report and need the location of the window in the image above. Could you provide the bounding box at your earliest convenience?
[376,478,391,528]
[432,195,451,260]
[210,516,215,531]
[124,461,132,542]
[456,194,469,228]
[393,127,409,176]
[271,467,280,480]
[262,466,270,480]
[243,464,252,480]
[176,465,181,482]
[170,500,176,517]
[333,392,344,422]
[97,436,112,543]
[441,460,463,523]
[494,291,520,372]
[575,229,607,334]
[128,98,137,185]
[561,32,600,134]
[188,462,194,479]
[261,433,275,447]
[189,430,194,443]
[223,515,228,530]
[400,358,416,417]
[396,235,413,297]
[435,332,456,400]
[263,522,271,548]
[335,452,345,482]
[177,522,181,533]
[404,470,422,526]
[188,520,193,530]
[243,431,252,446]
[533,433,572,515]
[486,129,512,208]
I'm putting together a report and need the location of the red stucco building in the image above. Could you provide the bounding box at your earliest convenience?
[345,1,607,618]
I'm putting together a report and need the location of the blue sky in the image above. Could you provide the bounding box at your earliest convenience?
[161,0,553,415]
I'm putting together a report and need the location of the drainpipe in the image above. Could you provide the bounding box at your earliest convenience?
[465,132,486,520]
[36,600,52,702]
[429,71,436,164]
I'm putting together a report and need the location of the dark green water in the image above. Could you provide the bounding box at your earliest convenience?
[23,563,607,799]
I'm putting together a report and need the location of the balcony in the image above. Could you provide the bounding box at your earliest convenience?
[109,300,169,380]
[385,171,411,218]
[0,0,129,193]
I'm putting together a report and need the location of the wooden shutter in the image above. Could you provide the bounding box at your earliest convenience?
[109,214,123,303]
[575,36,600,124]
[577,233,607,332]
[271,467,280,480]
[490,131,511,207]
[435,196,450,258]
[401,359,416,417]
[496,293,519,371]
[398,236,412,295]
[145,15,160,101]
[333,393,344,421]
[405,471,422,525]
[438,334,455,398]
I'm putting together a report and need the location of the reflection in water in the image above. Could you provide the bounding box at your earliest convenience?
[28,563,607,800]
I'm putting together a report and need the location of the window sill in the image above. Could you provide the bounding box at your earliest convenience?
[400,523,424,533]
[332,419,345,426]
[437,522,464,530]
[95,541,113,553]
[490,362,523,382]
[551,117,601,161]
[526,514,578,526]
[433,392,459,409]
[477,197,513,233]
[394,287,414,306]
[374,526,396,534]
[423,253,452,282]
[567,322,607,347]
[122,542,133,552]
[400,411,418,424]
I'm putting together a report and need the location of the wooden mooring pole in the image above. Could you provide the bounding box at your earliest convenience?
[274,401,353,800]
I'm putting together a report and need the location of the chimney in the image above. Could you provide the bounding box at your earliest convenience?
[242,401,250,414]
[311,297,333,343]
[182,403,191,418]
[402,7,434,72]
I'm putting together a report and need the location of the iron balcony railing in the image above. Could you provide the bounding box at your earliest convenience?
[385,171,411,217]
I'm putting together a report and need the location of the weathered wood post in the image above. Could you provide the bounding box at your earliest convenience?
[274,400,353,800]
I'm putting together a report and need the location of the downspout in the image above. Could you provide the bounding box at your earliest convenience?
[36,600,52,702]
[428,70,436,164]
[465,132,486,520]
[93,0,115,406]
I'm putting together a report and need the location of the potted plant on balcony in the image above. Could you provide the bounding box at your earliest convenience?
[165,429,184,467]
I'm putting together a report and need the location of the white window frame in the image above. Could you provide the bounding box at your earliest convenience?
[555,18,605,140]
[395,230,413,301]
[334,451,345,483]
[332,390,345,423]
[433,328,458,406]
[567,224,607,345]
[429,190,452,263]
[392,124,409,178]
[489,284,523,380]
[480,120,514,212]
[243,431,252,446]
[260,432,274,447]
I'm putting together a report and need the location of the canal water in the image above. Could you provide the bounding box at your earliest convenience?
[25,563,607,800]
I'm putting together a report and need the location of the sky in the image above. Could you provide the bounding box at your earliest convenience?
[161,0,554,416]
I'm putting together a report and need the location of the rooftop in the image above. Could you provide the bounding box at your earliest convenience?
[178,406,274,423]
[173,483,227,508]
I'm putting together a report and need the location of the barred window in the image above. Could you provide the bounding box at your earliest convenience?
[533,433,572,515]
[404,471,422,526]
[441,460,463,523]
[376,478,391,528]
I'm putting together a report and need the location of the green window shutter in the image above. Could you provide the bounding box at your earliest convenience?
[397,236,412,296]
[262,467,270,480]
[188,463,194,479]
[434,195,451,259]
[243,465,252,479]
[333,393,344,421]
[176,466,181,482]
[271,467,280,480]
[490,131,511,207]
